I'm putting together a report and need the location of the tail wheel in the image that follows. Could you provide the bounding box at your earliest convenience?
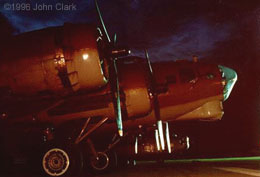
[90,151,117,173]
[42,146,83,177]
[90,152,109,171]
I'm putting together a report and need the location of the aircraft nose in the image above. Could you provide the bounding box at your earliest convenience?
[218,65,238,101]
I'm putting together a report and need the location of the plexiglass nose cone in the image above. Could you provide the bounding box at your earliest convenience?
[218,65,238,101]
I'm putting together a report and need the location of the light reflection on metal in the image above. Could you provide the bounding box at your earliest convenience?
[111,48,131,57]
[157,120,165,151]
[54,52,66,66]
[221,79,226,86]
[135,137,138,154]
[42,148,70,177]
[218,65,238,101]
[75,117,108,144]
[165,122,171,153]
[96,36,102,42]
[87,138,98,159]
[1,113,7,119]
[155,129,160,151]
[95,0,111,43]
[145,49,153,74]
[186,137,190,149]
[75,117,91,144]
[82,53,89,60]
[43,127,54,142]
[114,60,123,137]
[90,152,109,171]
[105,132,128,153]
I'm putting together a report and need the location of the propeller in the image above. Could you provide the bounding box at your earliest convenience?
[94,0,111,43]
[145,49,160,120]
[145,49,165,150]
[95,0,130,137]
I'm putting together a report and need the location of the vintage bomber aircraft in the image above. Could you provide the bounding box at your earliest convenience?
[0,0,237,176]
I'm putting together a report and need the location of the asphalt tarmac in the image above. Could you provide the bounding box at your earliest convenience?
[2,157,260,177]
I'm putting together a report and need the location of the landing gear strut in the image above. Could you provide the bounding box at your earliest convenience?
[87,134,120,173]
[41,117,109,177]
[75,117,119,173]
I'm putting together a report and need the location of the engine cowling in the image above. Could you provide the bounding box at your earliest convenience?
[118,57,152,119]
[0,23,108,96]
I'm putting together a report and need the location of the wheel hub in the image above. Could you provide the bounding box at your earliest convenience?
[42,148,70,176]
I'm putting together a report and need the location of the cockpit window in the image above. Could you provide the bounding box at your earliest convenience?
[179,68,196,83]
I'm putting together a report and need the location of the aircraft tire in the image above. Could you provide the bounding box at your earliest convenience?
[41,144,83,177]
[89,150,117,174]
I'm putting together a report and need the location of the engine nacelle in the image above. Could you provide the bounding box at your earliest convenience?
[118,58,152,119]
[0,23,108,96]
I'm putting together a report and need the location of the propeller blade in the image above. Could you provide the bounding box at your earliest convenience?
[95,0,123,137]
[145,49,161,120]
[94,0,111,43]
[145,49,153,74]
[113,60,123,137]
[145,49,165,150]
[157,120,165,151]
[113,33,117,46]
[113,33,123,136]
[165,122,171,153]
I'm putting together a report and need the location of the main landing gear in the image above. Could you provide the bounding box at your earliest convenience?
[42,145,83,177]
[41,117,120,176]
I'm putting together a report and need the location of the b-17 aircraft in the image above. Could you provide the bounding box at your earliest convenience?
[0,0,237,176]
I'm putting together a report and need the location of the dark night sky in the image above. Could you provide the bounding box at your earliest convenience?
[0,0,260,156]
